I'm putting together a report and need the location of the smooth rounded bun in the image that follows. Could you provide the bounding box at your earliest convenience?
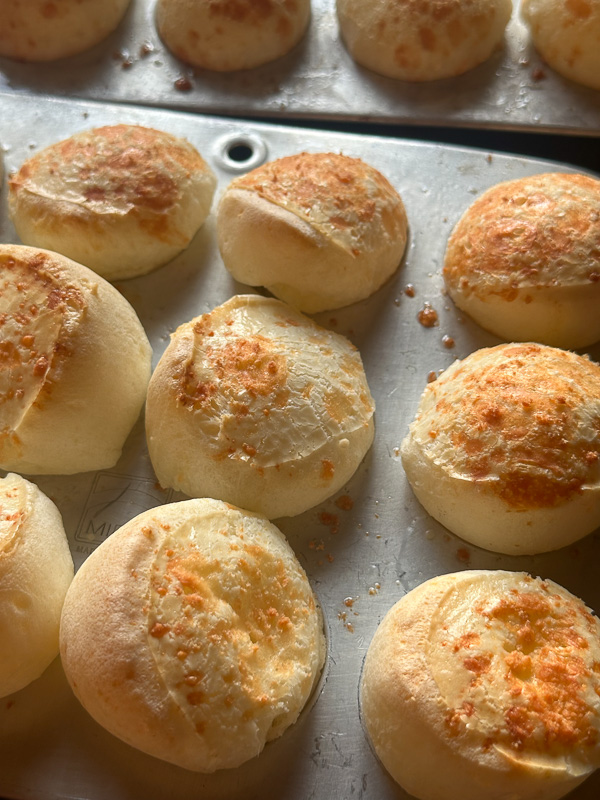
[8,125,217,281]
[0,0,131,62]
[0,245,152,475]
[401,343,600,554]
[0,473,73,698]
[156,0,310,71]
[444,173,600,349]
[522,0,600,90]
[60,498,325,772]
[146,294,375,518]
[336,0,513,81]
[361,570,600,800]
[217,152,408,313]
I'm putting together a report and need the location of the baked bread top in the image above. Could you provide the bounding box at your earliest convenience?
[336,0,513,81]
[445,173,600,296]
[405,343,600,512]
[0,0,131,62]
[156,0,311,71]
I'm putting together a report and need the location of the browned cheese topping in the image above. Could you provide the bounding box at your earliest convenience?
[429,344,600,508]
[431,574,600,765]
[444,173,600,297]
[233,152,401,257]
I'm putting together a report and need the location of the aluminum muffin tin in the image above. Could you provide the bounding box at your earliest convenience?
[0,0,599,136]
[0,91,599,800]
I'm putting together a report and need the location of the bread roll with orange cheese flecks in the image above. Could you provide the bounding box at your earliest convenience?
[0,0,131,62]
[444,173,600,349]
[0,473,73,699]
[145,294,375,519]
[8,125,217,281]
[156,0,311,71]
[401,343,600,554]
[60,498,325,772]
[521,0,600,90]
[336,0,513,81]
[217,152,408,313]
[361,570,600,800]
[0,245,152,475]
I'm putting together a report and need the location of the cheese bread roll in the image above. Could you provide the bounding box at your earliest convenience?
[9,125,216,281]
[0,245,151,475]
[146,294,375,518]
[522,0,600,90]
[361,570,600,800]
[60,498,325,771]
[401,343,600,554]
[0,0,131,62]
[217,152,407,313]
[336,0,512,81]
[444,173,600,349]
[156,0,310,71]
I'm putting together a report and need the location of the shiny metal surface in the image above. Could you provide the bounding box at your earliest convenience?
[0,92,599,800]
[0,0,599,135]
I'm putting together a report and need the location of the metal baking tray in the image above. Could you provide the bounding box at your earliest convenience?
[0,0,599,136]
[0,92,599,800]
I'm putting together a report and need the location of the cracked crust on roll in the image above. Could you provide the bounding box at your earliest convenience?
[444,173,600,348]
[146,294,375,518]
[336,0,513,81]
[60,498,325,772]
[8,125,216,280]
[401,343,600,554]
[0,245,152,475]
[156,0,311,71]
[217,152,407,313]
[361,570,600,800]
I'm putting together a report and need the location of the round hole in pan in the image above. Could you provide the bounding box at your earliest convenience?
[213,131,268,173]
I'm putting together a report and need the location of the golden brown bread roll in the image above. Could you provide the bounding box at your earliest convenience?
[361,570,600,800]
[0,245,152,475]
[145,294,375,518]
[336,0,513,81]
[0,473,73,698]
[0,0,131,62]
[156,0,311,71]
[8,125,217,281]
[217,152,408,313]
[444,172,600,349]
[522,0,600,90]
[60,498,325,772]
[401,343,600,554]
